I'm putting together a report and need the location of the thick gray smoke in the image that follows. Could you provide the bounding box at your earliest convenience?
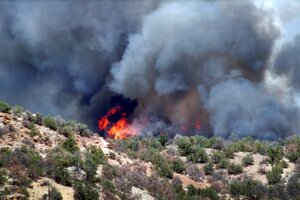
[1,0,300,139]
[0,1,160,127]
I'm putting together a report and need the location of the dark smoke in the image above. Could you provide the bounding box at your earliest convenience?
[1,0,300,139]
[0,1,160,129]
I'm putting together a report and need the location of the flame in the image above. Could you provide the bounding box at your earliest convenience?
[195,120,201,130]
[98,106,138,139]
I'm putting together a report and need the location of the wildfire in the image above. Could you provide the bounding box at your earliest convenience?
[98,105,138,139]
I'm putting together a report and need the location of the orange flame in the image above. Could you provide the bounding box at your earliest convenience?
[195,120,201,130]
[98,106,138,139]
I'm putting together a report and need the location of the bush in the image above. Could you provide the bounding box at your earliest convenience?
[29,124,40,138]
[223,145,235,158]
[210,151,225,164]
[287,172,300,197]
[171,159,185,173]
[0,170,7,185]
[155,158,173,178]
[12,105,24,117]
[0,101,11,113]
[242,154,254,166]
[229,177,267,199]
[63,138,79,153]
[159,133,169,146]
[203,162,214,175]
[267,145,283,164]
[267,165,283,184]
[216,158,230,169]
[74,182,99,200]
[60,126,73,138]
[188,146,208,163]
[44,116,57,130]
[227,163,243,175]
[185,164,204,182]
[101,179,115,193]
[35,113,43,125]
[176,137,193,156]
[46,187,63,200]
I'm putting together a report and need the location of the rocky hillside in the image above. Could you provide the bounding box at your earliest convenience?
[0,101,300,200]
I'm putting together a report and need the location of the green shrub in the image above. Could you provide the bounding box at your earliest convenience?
[223,145,235,158]
[60,126,73,138]
[171,159,185,173]
[74,182,99,200]
[47,187,63,200]
[159,133,169,146]
[211,151,225,164]
[267,165,283,184]
[12,105,24,117]
[216,158,230,169]
[203,162,213,175]
[176,137,193,156]
[29,124,40,138]
[87,146,106,165]
[0,101,11,113]
[101,179,115,193]
[35,113,43,125]
[63,138,79,153]
[267,145,283,164]
[0,170,7,185]
[229,177,266,199]
[188,146,208,163]
[227,163,243,175]
[77,123,91,137]
[20,187,30,200]
[242,154,254,166]
[155,158,173,178]
[44,116,57,130]
[287,172,300,197]
[83,157,97,183]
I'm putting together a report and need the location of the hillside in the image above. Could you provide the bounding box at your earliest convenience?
[0,101,300,200]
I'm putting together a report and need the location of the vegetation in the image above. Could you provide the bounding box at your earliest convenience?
[242,154,254,166]
[267,165,283,184]
[227,163,243,175]
[44,116,57,130]
[0,101,11,113]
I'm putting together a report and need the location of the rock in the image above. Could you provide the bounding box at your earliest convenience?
[67,166,86,181]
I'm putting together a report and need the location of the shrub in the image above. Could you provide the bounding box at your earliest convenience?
[0,170,7,185]
[267,165,283,184]
[63,138,79,153]
[229,177,267,199]
[171,158,185,173]
[77,123,91,137]
[60,126,73,138]
[242,154,254,167]
[211,151,225,164]
[185,164,204,181]
[87,146,106,165]
[216,158,230,169]
[287,172,300,197]
[159,133,169,146]
[29,125,40,138]
[74,182,99,200]
[267,145,283,164]
[0,101,11,113]
[227,163,243,175]
[223,145,235,158]
[44,116,57,130]
[46,187,63,200]
[35,113,43,125]
[155,158,173,178]
[83,157,97,183]
[12,105,24,117]
[101,179,115,193]
[204,162,214,175]
[176,137,193,156]
[188,146,208,163]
